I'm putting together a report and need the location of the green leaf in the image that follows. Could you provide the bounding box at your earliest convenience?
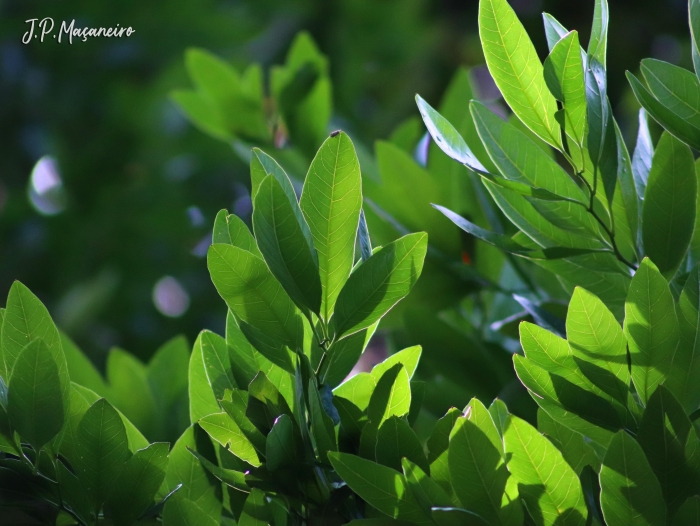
[212,210,262,258]
[75,398,130,508]
[673,496,700,525]
[585,57,608,171]
[250,147,297,203]
[402,458,453,514]
[667,265,700,411]
[321,323,377,387]
[253,174,322,315]
[199,330,236,401]
[162,426,221,519]
[632,109,654,205]
[642,132,696,277]
[187,447,248,492]
[1,282,69,408]
[375,416,428,473]
[106,442,169,526]
[57,460,93,525]
[333,233,428,339]
[691,0,700,79]
[171,90,231,141]
[588,0,609,68]
[542,13,570,51]
[199,413,260,466]
[627,71,700,151]
[61,331,110,398]
[538,409,599,474]
[7,340,64,454]
[636,386,700,517]
[225,311,261,388]
[641,59,700,129]
[600,430,666,526]
[566,287,630,404]
[478,0,561,148]
[504,415,588,526]
[428,408,461,464]
[449,399,522,526]
[162,496,219,526]
[544,31,587,153]
[106,348,157,438]
[207,243,303,362]
[367,364,411,427]
[239,488,272,526]
[371,346,422,382]
[308,381,336,462]
[612,119,639,257]
[333,372,376,411]
[432,508,489,526]
[434,205,608,260]
[624,258,679,404]
[189,332,220,424]
[265,414,296,471]
[328,452,430,524]
[299,131,362,322]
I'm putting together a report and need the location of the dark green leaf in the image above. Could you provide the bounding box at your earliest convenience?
[299,131,362,322]
[641,59,700,129]
[375,416,428,473]
[402,458,453,514]
[253,173,322,315]
[75,398,130,508]
[588,0,609,68]
[8,340,64,453]
[239,488,272,526]
[624,258,679,404]
[358,209,373,262]
[328,452,431,524]
[691,0,700,78]
[479,0,561,148]
[431,508,489,526]
[162,496,219,526]
[333,233,428,339]
[106,442,169,526]
[600,430,666,526]
[673,496,700,525]
[585,57,608,170]
[642,131,696,277]
[187,447,248,492]
[321,324,376,387]
[308,381,336,462]
[265,414,296,471]
[542,13,570,51]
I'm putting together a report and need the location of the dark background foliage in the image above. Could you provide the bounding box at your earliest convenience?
[0,0,690,366]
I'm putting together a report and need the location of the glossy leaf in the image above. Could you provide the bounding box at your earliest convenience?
[333,233,428,339]
[542,13,570,51]
[299,131,362,322]
[624,258,679,404]
[479,0,561,148]
[632,109,654,205]
[642,131,696,277]
[600,430,666,526]
[503,415,587,526]
[7,340,64,453]
[588,0,609,68]
[585,57,608,171]
[641,59,700,129]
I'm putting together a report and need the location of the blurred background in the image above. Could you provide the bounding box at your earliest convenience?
[0,0,692,371]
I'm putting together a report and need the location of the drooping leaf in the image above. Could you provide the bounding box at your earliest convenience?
[106,442,169,526]
[478,0,561,148]
[332,233,428,339]
[253,173,322,315]
[624,258,679,404]
[627,71,700,151]
[503,415,588,526]
[641,131,696,277]
[449,399,522,526]
[600,430,666,526]
[7,340,64,454]
[299,131,362,322]
[208,243,302,364]
[328,452,431,524]
[199,413,260,466]
[75,398,130,508]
